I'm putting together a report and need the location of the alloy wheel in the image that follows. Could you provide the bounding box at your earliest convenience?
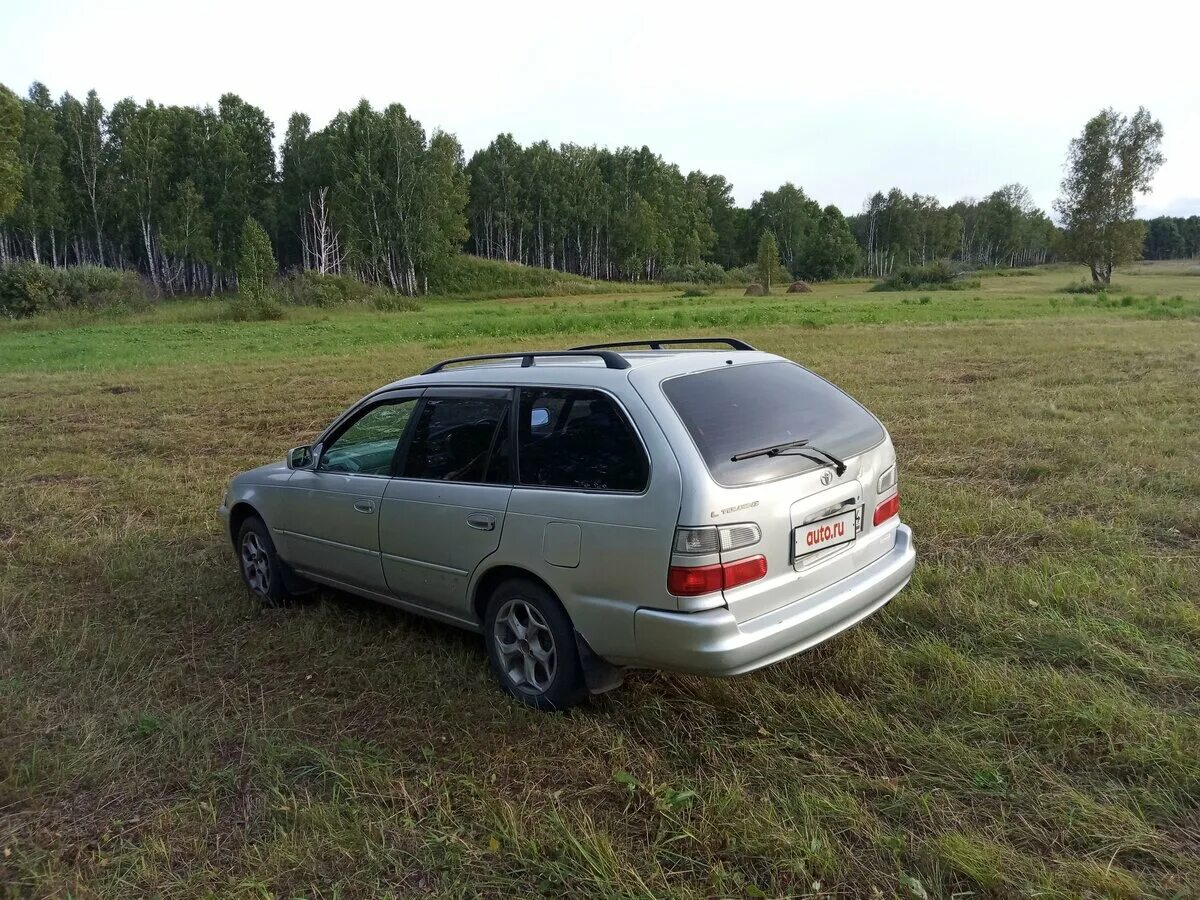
[493,598,558,694]
[241,531,271,596]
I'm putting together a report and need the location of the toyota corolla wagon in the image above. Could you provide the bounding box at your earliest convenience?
[220,338,915,710]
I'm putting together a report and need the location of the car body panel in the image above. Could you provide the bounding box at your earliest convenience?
[221,346,915,680]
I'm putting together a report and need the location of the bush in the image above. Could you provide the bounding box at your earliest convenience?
[428,254,601,297]
[227,290,284,321]
[1061,280,1128,294]
[0,262,153,318]
[277,271,421,311]
[679,286,710,298]
[724,262,791,286]
[659,262,726,285]
[870,261,979,292]
[372,292,422,312]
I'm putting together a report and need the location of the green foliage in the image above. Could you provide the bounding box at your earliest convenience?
[724,261,790,286]
[237,217,275,299]
[0,261,150,317]
[277,270,419,311]
[658,261,726,284]
[426,253,605,297]
[0,83,23,220]
[679,287,710,298]
[1055,107,1164,283]
[227,291,284,321]
[756,231,780,293]
[371,292,422,312]
[1061,280,1129,295]
[870,261,980,292]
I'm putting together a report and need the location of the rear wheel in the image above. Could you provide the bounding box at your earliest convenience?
[484,578,587,711]
[236,516,295,606]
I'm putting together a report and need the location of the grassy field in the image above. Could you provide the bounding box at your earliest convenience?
[1,262,1199,897]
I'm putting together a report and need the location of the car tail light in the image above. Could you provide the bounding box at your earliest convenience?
[668,555,768,596]
[667,563,724,596]
[873,492,900,526]
[722,555,768,589]
[673,524,761,555]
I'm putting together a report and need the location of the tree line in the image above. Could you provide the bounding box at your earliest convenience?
[0,82,1188,296]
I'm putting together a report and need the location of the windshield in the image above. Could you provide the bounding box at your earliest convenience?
[661,361,886,487]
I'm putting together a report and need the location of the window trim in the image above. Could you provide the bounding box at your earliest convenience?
[391,387,517,486]
[313,391,423,479]
[513,385,652,496]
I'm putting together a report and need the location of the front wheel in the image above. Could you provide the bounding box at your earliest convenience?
[484,578,587,711]
[236,516,296,606]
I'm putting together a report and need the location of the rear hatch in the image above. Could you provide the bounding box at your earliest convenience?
[654,360,900,621]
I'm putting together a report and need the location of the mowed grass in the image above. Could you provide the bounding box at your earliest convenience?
[0,263,1197,374]
[1,263,1199,897]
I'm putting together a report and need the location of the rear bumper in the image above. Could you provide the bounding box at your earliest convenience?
[631,525,915,676]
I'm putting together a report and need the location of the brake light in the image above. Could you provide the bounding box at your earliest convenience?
[667,555,767,596]
[722,555,768,589]
[873,492,900,526]
[667,563,724,596]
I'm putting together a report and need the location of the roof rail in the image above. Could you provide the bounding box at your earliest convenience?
[422,350,631,375]
[570,337,757,352]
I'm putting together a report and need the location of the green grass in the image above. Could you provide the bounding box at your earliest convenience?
[1,262,1198,896]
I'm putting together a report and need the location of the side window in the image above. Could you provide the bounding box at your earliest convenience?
[401,396,510,483]
[318,399,416,475]
[517,388,649,492]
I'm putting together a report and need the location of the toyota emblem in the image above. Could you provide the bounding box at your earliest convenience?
[820,470,833,486]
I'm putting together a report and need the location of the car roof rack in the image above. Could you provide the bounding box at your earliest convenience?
[570,337,757,352]
[422,350,632,375]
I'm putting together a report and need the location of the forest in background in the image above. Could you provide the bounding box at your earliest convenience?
[0,82,1196,297]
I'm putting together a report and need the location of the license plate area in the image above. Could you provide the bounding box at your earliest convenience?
[793,509,857,561]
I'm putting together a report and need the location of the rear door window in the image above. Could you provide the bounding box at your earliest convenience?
[517,388,648,492]
[401,396,510,483]
[662,361,886,487]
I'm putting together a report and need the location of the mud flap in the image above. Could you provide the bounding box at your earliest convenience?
[575,631,625,695]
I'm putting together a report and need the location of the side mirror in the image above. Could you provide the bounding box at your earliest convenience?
[287,445,315,470]
[530,407,550,429]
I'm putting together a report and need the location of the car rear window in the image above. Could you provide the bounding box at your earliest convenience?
[661,361,886,487]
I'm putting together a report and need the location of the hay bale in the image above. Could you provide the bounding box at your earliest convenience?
[744,282,767,296]
[786,280,813,293]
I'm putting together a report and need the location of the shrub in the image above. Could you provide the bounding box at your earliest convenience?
[372,293,422,312]
[659,262,726,285]
[0,262,153,318]
[1061,280,1128,294]
[277,270,421,311]
[870,261,979,292]
[724,263,791,286]
[227,290,284,321]
[679,286,710,298]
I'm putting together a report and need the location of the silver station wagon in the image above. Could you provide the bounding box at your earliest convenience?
[221,338,915,710]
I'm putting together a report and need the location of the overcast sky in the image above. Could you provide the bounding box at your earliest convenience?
[3,0,1197,218]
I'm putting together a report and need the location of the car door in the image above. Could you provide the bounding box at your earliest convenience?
[380,387,513,621]
[284,392,420,592]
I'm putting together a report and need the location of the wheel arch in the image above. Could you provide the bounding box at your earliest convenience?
[471,564,560,625]
[228,501,261,546]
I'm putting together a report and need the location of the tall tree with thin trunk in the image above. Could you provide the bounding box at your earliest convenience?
[0,84,23,224]
[756,230,780,293]
[1054,107,1163,284]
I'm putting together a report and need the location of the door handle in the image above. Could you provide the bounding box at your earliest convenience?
[466,513,495,531]
[353,499,375,514]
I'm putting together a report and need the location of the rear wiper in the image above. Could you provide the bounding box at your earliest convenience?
[729,439,847,476]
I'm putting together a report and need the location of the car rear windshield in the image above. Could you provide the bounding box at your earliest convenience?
[661,361,886,487]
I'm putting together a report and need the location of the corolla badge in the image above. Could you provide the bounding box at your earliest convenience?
[820,470,834,486]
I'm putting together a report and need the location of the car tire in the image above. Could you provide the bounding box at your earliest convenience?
[235,515,295,607]
[484,578,588,711]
